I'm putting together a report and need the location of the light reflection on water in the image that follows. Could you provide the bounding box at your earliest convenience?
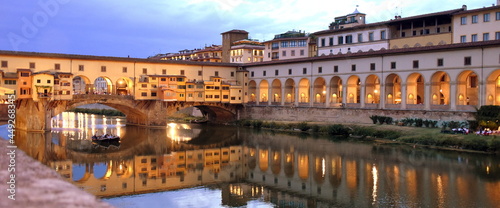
[9,113,500,208]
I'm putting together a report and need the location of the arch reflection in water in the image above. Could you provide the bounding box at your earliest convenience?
[13,122,500,207]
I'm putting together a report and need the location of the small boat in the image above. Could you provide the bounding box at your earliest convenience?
[92,134,120,142]
[190,119,208,124]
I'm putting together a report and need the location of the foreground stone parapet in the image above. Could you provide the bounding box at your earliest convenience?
[0,139,114,208]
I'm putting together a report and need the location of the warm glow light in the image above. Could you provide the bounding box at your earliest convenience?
[372,164,378,205]
[374,89,378,94]
[322,90,326,94]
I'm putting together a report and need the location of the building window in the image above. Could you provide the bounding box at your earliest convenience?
[79,65,84,71]
[291,50,295,56]
[1,61,7,68]
[390,62,396,69]
[496,32,500,40]
[413,60,419,69]
[47,80,51,84]
[329,37,333,46]
[54,63,60,70]
[370,63,375,71]
[484,13,490,22]
[290,41,297,47]
[302,68,307,74]
[300,50,304,56]
[351,64,356,71]
[357,33,363,42]
[180,70,185,75]
[346,35,353,44]
[123,67,127,73]
[251,71,254,77]
[497,12,500,20]
[282,51,286,57]
[142,68,147,74]
[380,30,386,40]
[318,67,322,73]
[263,71,266,76]
[29,62,35,69]
[288,69,292,75]
[464,56,471,65]
[215,71,219,76]
[281,41,288,48]
[461,16,467,25]
[101,66,106,72]
[321,38,325,47]
[230,71,234,77]
[151,92,157,96]
[141,92,147,96]
[4,80,16,85]
[275,69,279,76]
[437,58,444,67]
[460,35,466,43]
[369,32,374,41]
[37,79,41,83]
[334,65,338,72]
[471,34,478,42]
[482,33,490,41]
[472,15,478,23]
[337,36,344,45]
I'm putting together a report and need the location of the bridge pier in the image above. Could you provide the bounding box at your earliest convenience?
[16,99,51,132]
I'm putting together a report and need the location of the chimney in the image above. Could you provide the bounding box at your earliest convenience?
[462,5,467,10]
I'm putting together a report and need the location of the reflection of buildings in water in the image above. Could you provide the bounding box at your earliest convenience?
[51,112,125,141]
[40,129,500,207]
[53,146,245,197]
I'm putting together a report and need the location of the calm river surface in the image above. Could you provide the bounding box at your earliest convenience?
[11,112,500,208]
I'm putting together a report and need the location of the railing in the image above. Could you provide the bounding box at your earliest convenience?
[73,94,134,100]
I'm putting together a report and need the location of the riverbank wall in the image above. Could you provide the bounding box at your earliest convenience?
[240,106,475,123]
[0,138,114,208]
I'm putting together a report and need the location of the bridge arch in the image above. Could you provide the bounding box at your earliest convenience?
[431,71,450,105]
[284,79,295,103]
[73,75,92,94]
[456,70,479,106]
[407,73,425,104]
[385,73,402,104]
[271,79,282,103]
[115,77,133,95]
[329,76,343,104]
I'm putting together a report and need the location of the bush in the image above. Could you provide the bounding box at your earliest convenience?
[311,124,320,132]
[385,117,393,125]
[489,139,500,152]
[377,116,386,124]
[252,120,263,128]
[415,118,423,127]
[369,115,378,124]
[297,122,310,131]
[462,138,489,151]
[324,124,351,136]
[423,119,431,128]
[373,130,401,140]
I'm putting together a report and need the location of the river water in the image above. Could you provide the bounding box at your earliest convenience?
[10,112,500,208]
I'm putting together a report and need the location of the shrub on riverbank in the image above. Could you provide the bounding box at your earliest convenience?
[67,108,125,116]
[235,119,500,153]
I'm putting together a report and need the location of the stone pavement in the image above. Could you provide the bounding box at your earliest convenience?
[0,139,114,208]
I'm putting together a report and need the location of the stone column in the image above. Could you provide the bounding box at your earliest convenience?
[342,84,347,107]
[379,82,385,109]
[325,85,331,108]
[360,84,366,108]
[449,81,457,110]
[294,83,299,107]
[424,82,431,110]
[309,82,314,107]
[281,81,286,106]
[256,86,260,105]
[401,83,407,110]
[268,83,272,105]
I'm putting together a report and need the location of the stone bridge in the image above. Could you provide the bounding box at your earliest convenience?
[16,95,241,132]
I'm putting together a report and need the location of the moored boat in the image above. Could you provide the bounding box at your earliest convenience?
[92,134,120,142]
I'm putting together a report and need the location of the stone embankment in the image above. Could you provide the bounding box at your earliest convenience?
[0,139,114,208]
